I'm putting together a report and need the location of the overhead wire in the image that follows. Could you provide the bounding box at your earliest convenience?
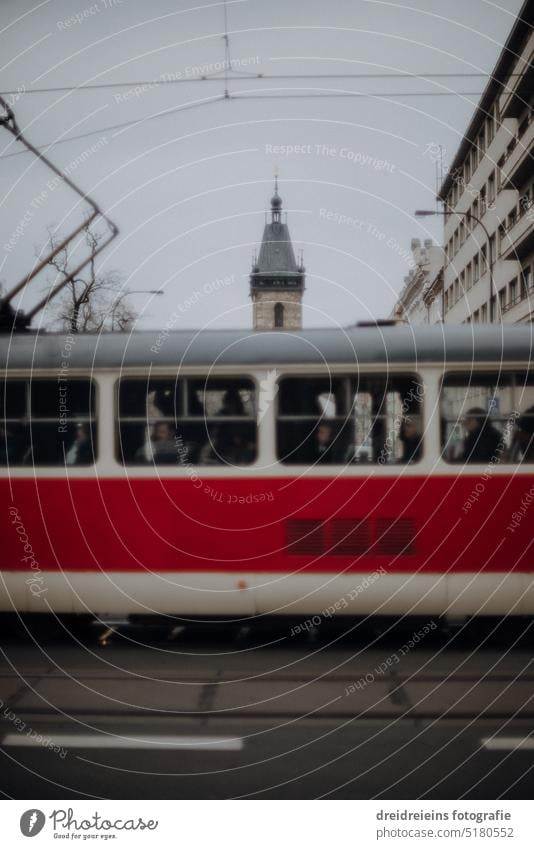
[0,72,515,96]
[0,88,486,159]
[0,1,497,162]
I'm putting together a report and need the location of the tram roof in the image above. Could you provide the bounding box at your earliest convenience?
[1,325,533,370]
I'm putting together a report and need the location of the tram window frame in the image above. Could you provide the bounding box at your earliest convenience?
[0,377,97,467]
[440,371,534,464]
[276,373,424,465]
[116,375,258,466]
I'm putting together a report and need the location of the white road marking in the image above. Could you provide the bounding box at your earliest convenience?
[482,737,534,751]
[2,734,243,751]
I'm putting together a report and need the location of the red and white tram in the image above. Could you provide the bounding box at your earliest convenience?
[1,325,534,619]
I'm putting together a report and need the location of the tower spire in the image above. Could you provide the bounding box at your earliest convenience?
[270,167,282,224]
[250,179,305,330]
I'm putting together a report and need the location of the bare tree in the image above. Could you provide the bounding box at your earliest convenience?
[41,221,136,333]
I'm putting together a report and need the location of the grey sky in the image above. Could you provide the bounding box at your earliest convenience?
[0,0,525,330]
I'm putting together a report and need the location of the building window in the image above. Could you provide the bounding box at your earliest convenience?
[473,255,480,282]
[522,265,532,297]
[480,186,487,216]
[497,154,506,189]
[473,310,479,323]
[486,115,495,147]
[477,128,485,156]
[274,302,284,328]
[466,263,473,289]
[489,234,496,265]
[488,172,496,207]
[481,303,488,323]
[498,223,506,253]
[481,244,488,274]
[499,287,507,314]
[510,278,517,305]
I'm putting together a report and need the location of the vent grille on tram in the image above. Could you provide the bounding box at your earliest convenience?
[330,519,371,555]
[286,518,417,556]
[286,520,325,555]
[375,518,417,555]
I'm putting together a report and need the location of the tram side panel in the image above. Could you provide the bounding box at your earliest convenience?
[2,473,534,616]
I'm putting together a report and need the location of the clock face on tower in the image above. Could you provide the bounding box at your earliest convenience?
[253,278,301,288]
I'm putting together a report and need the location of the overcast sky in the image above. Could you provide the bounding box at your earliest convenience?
[0,0,525,330]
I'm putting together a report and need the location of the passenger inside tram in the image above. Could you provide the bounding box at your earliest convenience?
[307,421,346,464]
[198,423,255,465]
[135,421,178,464]
[65,424,93,465]
[515,406,534,461]
[460,407,502,463]
[399,416,423,464]
[0,424,20,464]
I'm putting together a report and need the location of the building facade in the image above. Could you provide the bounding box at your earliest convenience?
[439,0,534,324]
[250,182,305,330]
[390,238,444,324]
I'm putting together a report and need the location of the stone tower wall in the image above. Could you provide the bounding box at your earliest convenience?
[252,290,302,330]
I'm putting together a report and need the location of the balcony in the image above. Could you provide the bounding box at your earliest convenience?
[501,284,534,323]
[501,112,534,187]
[500,206,534,260]
[499,31,534,118]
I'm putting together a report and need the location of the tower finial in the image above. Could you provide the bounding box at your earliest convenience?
[270,168,282,221]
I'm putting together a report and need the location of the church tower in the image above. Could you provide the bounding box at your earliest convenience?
[250,179,305,330]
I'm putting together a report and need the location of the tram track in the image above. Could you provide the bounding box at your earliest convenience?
[1,667,534,721]
[1,637,534,798]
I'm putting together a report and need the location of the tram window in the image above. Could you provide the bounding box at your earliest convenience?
[0,382,26,463]
[441,373,534,463]
[117,377,257,465]
[23,422,97,466]
[118,378,183,419]
[276,374,423,465]
[31,380,95,418]
[0,380,26,418]
[0,379,96,466]
[187,378,255,417]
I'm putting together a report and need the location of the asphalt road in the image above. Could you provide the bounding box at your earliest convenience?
[1,617,533,799]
